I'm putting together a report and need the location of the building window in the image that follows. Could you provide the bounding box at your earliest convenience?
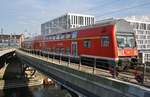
[92,18,94,24]
[83,39,91,48]
[71,16,74,24]
[88,17,90,25]
[73,16,76,24]
[101,36,109,47]
[85,17,86,25]
[134,23,139,29]
[140,23,146,30]
[147,24,150,30]
[79,16,83,25]
[76,16,78,24]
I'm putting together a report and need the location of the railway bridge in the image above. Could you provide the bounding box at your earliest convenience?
[15,49,150,97]
[0,48,16,66]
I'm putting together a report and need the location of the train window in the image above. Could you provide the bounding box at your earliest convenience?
[66,33,71,39]
[46,36,49,40]
[60,34,65,40]
[66,47,70,55]
[56,34,60,40]
[51,48,54,52]
[49,48,51,52]
[83,39,91,48]
[72,32,77,39]
[52,35,56,40]
[48,36,52,40]
[56,48,59,53]
[48,36,51,39]
[60,48,64,54]
[101,36,109,47]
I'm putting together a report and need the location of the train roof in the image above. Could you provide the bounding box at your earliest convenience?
[23,19,134,42]
[47,19,133,35]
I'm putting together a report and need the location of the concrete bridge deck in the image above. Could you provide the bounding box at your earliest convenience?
[0,48,16,57]
[16,50,150,97]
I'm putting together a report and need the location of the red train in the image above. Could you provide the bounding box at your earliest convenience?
[22,19,138,69]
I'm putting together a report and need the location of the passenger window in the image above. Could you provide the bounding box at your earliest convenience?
[60,48,64,54]
[66,47,70,55]
[49,36,51,40]
[66,33,71,39]
[53,35,56,40]
[56,48,59,53]
[72,31,77,39]
[101,36,109,47]
[83,39,91,48]
[56,34,60,40]
[60,34,65,40]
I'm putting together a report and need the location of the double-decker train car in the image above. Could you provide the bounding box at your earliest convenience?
[22,19,138,69]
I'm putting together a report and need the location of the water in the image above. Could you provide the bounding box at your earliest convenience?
[1,85,71,97]
[0,56,73,97]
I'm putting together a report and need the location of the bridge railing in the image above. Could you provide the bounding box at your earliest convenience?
[19,48,150,87]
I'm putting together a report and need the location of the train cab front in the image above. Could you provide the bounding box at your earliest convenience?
[116,32,138,70]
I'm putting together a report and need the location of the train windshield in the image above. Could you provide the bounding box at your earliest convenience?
[117,33,135,48]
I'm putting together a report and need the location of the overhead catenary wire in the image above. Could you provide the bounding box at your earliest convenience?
[95,1,150,18]
[86,0,121,11]
[76,0,122,13]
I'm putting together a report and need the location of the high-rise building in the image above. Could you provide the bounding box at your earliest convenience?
[41,13,95,35]
[125,16,150,63]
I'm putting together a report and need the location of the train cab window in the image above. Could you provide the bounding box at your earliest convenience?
[66,33,71,39]
[101,36,109,47]
[83,39,91,48]
[72,31,77,39]
[117,34,135,48]
[66,47,70,55]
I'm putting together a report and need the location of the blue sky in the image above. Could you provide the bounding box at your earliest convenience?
[0,0,150,36]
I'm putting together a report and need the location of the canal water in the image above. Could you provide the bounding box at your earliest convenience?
[0,85,71,97]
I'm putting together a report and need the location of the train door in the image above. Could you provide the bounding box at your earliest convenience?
[71,41,78,56]
[71,31,78,56]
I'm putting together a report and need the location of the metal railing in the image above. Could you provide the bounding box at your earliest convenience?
[19,48,150,87]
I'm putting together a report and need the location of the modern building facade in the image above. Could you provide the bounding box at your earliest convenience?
[41,13,95,35]
[125,16,150,63]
